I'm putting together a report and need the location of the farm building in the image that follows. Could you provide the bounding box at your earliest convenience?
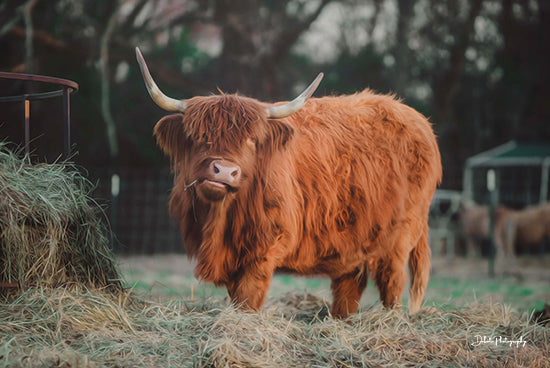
[429,141,550,257]
[462,141,550,208]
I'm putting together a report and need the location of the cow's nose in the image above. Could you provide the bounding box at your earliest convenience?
[210,160,241,185]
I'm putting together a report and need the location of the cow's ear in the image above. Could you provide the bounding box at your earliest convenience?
[266,119,295,148]
[154,114,187,157]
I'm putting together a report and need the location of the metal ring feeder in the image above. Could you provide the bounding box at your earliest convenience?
[0,72,79,159]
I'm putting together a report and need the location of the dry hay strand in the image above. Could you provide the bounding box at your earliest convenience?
[1,288,548,367]
[0,143,121,293]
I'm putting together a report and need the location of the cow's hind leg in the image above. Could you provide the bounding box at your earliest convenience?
[331,267,369,318]
[408,225,431,314]
[374,251,408,310]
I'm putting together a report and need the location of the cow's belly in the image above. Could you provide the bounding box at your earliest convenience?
[277,246,369,278]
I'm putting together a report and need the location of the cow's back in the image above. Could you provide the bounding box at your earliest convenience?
[276,90,441,273]
[515,203,550,243]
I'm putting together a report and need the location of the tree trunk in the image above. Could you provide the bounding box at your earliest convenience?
[432,0,484,127]
[393,0,415,93]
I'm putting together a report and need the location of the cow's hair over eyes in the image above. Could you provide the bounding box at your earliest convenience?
[183,95,264,147]
[155,95,295,159]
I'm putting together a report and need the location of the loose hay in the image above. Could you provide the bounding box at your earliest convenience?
[0,143,121,292]
[0,288,548,367]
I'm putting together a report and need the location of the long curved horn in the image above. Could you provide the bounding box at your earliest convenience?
[267,73,323,119]
[135,47,188,112]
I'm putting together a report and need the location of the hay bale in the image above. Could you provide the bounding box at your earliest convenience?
[0,143,121,292]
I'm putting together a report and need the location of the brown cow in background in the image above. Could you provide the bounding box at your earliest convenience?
[136,47,442,318]
[459,201,512,258]
[458,201,490,257]
[501,203,550,256]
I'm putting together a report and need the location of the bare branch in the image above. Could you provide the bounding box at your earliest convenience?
[9,26,66,48]
[0,13,22,38]
[269,0,334,63]
[137,57,213,96]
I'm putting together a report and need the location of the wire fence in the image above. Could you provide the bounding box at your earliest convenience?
[88,167,183,254]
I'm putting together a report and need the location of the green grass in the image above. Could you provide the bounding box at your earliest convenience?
[119,256,550,316]
[421,276,550,313]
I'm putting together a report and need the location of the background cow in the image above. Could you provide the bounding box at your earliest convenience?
[458,201,512,258]
[136,47,442,318]
[501,203,550,257]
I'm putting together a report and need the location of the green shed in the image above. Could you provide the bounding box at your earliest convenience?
[463,141,550,207]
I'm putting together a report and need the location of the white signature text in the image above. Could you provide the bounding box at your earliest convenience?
[471,335,527,348]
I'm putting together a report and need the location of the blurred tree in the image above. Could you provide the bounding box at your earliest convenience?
[213,0,332,98]
[0,0,333,165]
[418,0,486,187]
[428,0,484,128]
[393,0,416,93]
[312,0,549,188]
[0,0,548,186]
[428,0,550,186]
[495,0,550,141]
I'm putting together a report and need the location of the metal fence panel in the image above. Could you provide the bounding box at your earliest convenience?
[88,167,184,254]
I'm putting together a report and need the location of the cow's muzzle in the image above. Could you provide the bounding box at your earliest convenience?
[197,160,241,201]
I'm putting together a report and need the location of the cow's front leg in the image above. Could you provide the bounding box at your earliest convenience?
[226,262,274,310]
[331,268,369,318]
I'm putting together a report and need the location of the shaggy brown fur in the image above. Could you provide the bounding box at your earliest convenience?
[153,90,442,318]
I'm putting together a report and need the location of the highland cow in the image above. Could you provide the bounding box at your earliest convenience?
[136,47,441,318]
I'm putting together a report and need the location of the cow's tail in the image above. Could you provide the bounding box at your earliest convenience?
[407,226,431,314]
